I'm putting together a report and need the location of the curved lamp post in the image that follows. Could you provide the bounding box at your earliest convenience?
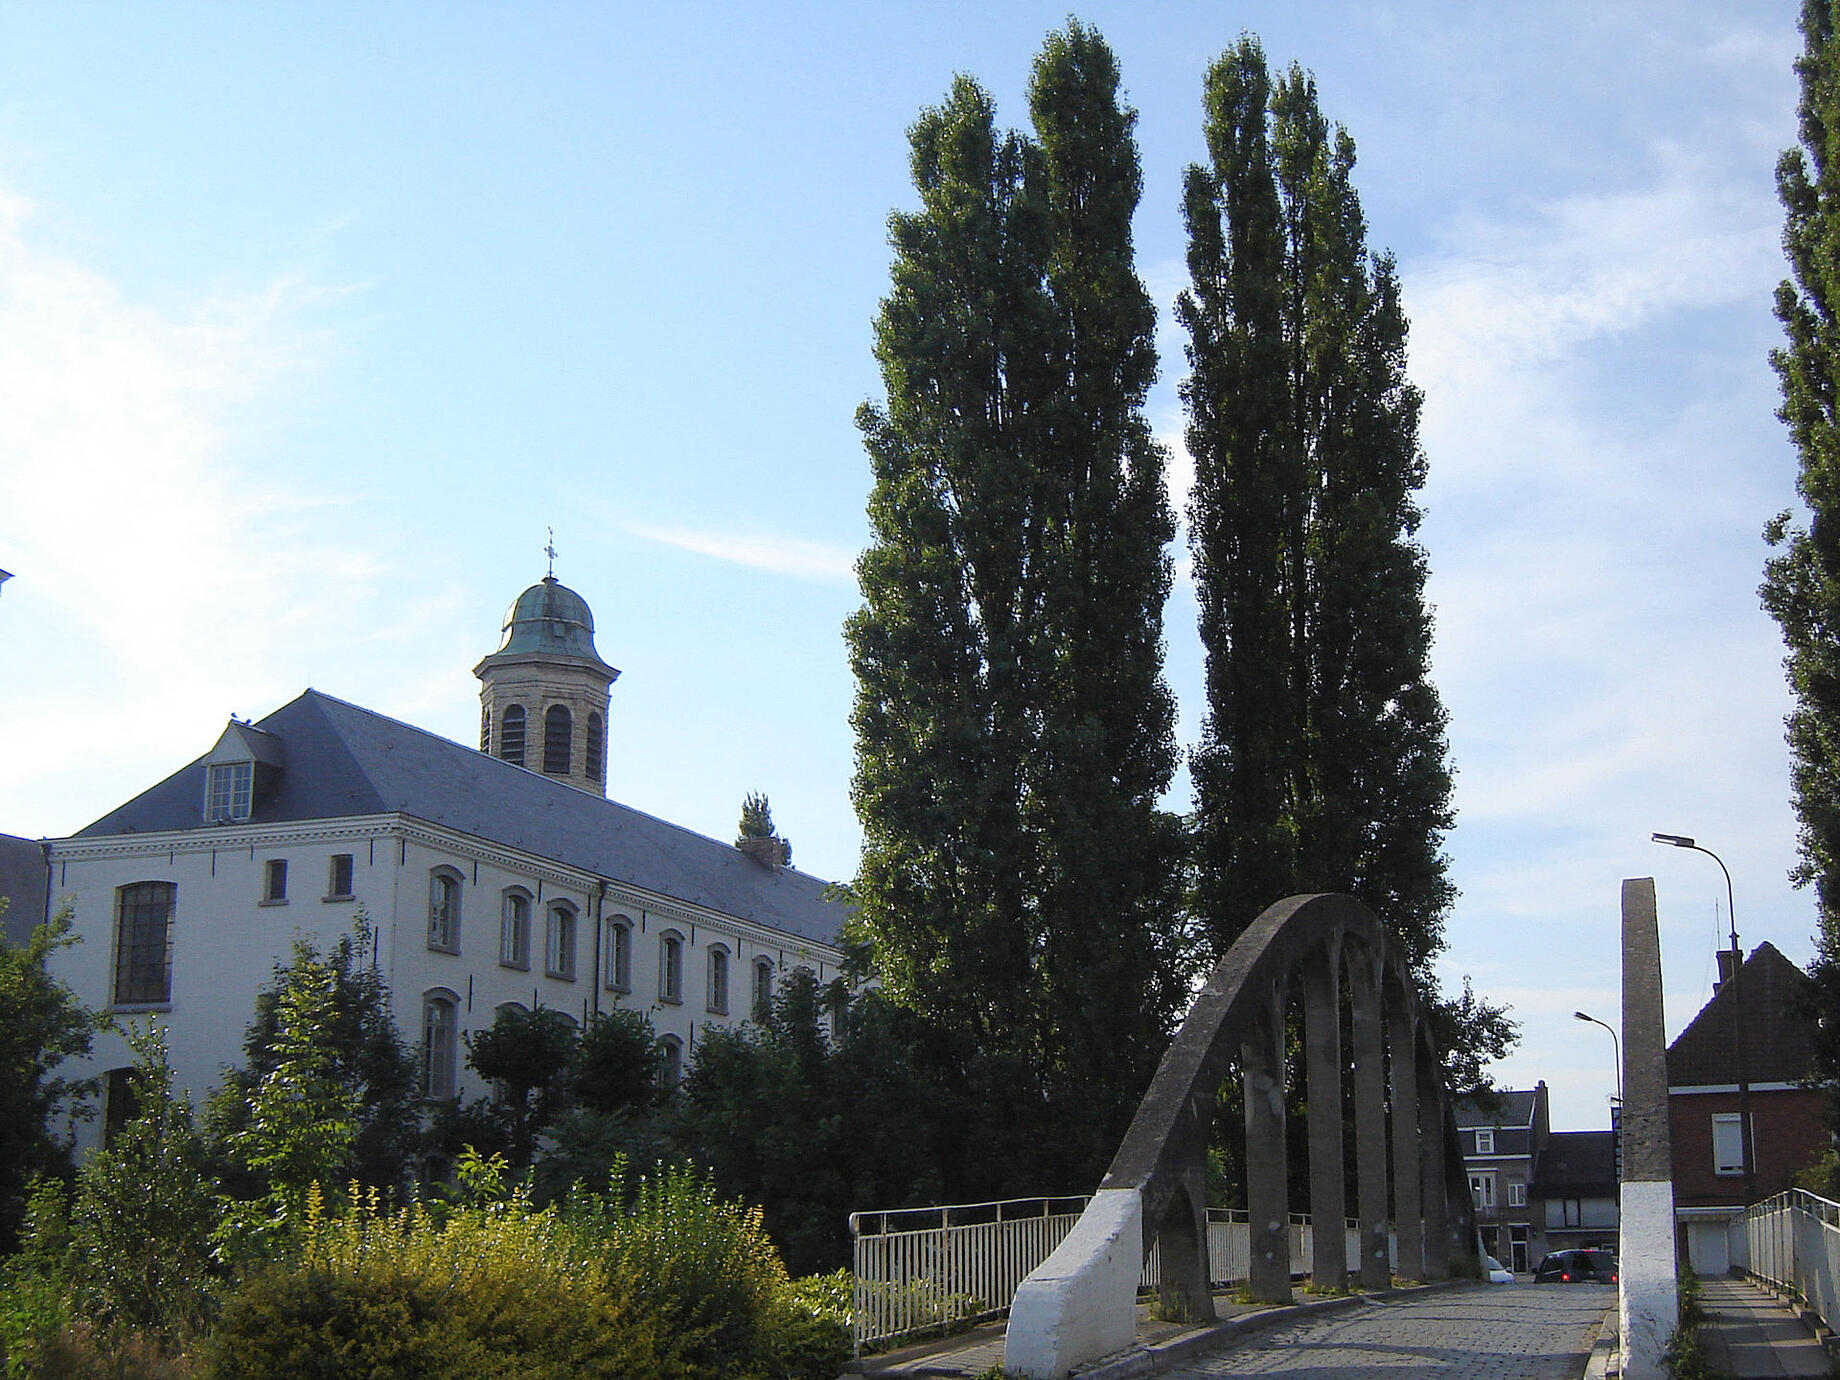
[1573,1010,1623,1106]
[1651,831,1754,1204]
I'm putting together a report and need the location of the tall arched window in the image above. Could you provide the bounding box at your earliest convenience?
[499,705,526,765]
[546,902,577,980]
[659,931,684,1004]
[752,957,774,1022]
[114,881,175,1006]
[707,944,730,1015]
[544,704,572,775]
[422,991,459,1099]
[428,868,462,953]
[499,889,531,969]
[604,916,633,992]
[660,1035,684,1092]
[586,711,605,785]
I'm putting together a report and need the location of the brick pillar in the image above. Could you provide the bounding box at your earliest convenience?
[1244,983,1292,1304]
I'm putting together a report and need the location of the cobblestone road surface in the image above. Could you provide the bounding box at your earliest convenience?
[1159,1283,1612,1378]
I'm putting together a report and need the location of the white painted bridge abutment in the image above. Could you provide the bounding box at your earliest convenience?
[1004,893,1478,1380]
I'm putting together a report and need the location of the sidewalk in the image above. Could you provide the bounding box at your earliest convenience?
[1696,1277,1835,1379]
[844,1282,1459,1379]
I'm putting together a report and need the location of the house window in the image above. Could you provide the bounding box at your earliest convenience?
[605,918,632,992]
[1714,1113,1748,1176]
[113,881,174,1005]
[480,706,492,752]
[500,890,531,970]
[205,761,253,822]
[544,704,572,774]
[1546,1198,1584,1228]
[428,869,462,953]
[103,1067,138,1144]
[499,705,526,765]
[660,1035,684,1092]
[422,991,459,1099]
[1508,1181,1527,1208]
[707,945,730,1015]
[1469,1173,1495,1211]
[327,853,354,899]
[586,711,605,785]
[1475,1128,1494,1155]
[752,957,774,1021]
[659,932,684,1004]
[262,858,288,903]
[546,902,577,980]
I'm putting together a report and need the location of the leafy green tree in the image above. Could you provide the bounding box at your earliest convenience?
[574,1007,666,1115]
[1766,0,1840,1104]
[846,21,1189,1183]
[1182,39,1455,978]
[66,1022,220,1341]
[206,916,419,1197]
[0,899,102,1251]
[465,1005,579,1169]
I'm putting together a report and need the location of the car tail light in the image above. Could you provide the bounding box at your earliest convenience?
[1561,1273,1571,1281]
[1609,1274,1618,1283]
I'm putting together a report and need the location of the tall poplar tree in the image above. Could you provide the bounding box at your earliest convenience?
[1183,39,1455,977]
[1764,0,1840,1094]
[847,23,1187,1177]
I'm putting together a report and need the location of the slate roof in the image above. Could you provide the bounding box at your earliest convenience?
[0,832,48,947]
[1454,1087,1540,1129]
[76,690,847,947]
[1531,1130,1617,1197]
[1666,942,1814,1087]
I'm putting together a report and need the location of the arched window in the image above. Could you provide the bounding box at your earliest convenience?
[499,705,526,766]
[479,706,492,753]
[751,957,774,1022]
[707,944,730,1016]
[604,916,633,992]
[422,990,460,1099]
[660,1035,684,1092]
[659,931,684,1004]
[428,868,462,953]
[544,704,572,775]
[103,1067,138,1144]
[546,901,577,980]
[114,881,175,1006]
[586,711,605,785]
[499,889,531,969]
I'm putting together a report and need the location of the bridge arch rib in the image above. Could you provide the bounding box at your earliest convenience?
[1004,893,1478,1380]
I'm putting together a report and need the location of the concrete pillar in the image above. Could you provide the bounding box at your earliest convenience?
[1388,981,1424,1281]
[1620,878,1678,1380]
[1156,1178,1215,1324]
[1244,983,1292,1304]
[1350,948,1391,1289]
[1417,1059,1450,1280]
[1303,941,1347,1293]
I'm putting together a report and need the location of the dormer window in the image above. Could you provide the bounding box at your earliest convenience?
[206,762,253,822]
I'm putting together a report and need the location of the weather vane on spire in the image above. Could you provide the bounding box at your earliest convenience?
[545,527,558,579]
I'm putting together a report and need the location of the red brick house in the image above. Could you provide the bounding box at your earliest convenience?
[1667,941,1828,1274]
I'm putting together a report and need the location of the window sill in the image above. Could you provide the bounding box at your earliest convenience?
[427,943,460,956]
[500,959,530,972]
[111,1001,173,1013]
[259,898,288,907]
[707,1006,729,1017]
[322,893,354,903]
[605,982,632,995]
[546,971,577,983]
[659,995,683,1006]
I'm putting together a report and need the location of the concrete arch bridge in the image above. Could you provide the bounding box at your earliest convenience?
[1003,893,1478,1380]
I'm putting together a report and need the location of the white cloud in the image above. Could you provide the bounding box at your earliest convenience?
[626,522,857,582]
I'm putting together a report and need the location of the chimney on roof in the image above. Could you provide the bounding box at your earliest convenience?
[736,835,789,868]
[1715,949,1739,991]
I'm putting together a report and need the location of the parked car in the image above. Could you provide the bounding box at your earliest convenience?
[1483,1254,1515,1284]
[1533,1249,1618,1283]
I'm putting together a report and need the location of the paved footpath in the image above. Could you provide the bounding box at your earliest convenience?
[1155,1283,1612,1379]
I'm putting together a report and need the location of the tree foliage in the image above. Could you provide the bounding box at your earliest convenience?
[0,899,101,1252]
[1766,0,1840,1090]
[205,917,418,1199]
[845,20,1191,1181]
[465,1005,580,1169]
[1181,38,1456,981]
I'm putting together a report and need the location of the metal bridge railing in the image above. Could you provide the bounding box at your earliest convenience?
[848,1197,1377,1356]
[1745,1188,1840,1335]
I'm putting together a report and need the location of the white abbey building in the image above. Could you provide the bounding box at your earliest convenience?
[42,574,849,1145]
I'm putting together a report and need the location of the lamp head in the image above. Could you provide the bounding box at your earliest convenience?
[1652,832,1695,848]
[1574,1011,1593,1023]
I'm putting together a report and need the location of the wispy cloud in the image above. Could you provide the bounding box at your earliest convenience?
[627,523,857,582]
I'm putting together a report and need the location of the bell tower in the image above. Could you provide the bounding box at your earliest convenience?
[474,549,619,796]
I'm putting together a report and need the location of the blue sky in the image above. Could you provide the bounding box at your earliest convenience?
[0,2,1808,1133]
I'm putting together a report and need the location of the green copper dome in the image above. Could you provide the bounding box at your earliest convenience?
[491,577,609,666]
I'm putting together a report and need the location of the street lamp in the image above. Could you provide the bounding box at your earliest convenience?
[1573,1011,1623,1106]
[1651,832,1754,1204]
